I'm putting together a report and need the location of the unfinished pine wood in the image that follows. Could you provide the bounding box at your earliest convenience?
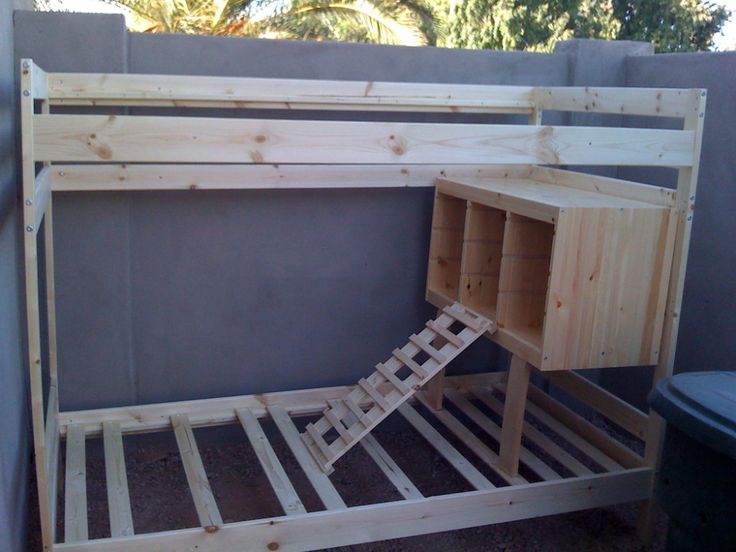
[417,392,529,485]
[33,115,695,166]
[498,356,532,477]
[102,422,134,537]
[330,401,423,501]
[471,387,593,477]
[236,408,306,516]
[268,406,346,510]
[50,164,534,192]
[397,403,495,490]
[546,371,648,439]
[520,383,639,470]
[443,388,560,482]
[65,424,88,543]
[53,469,653,552]
[301,303,494,472]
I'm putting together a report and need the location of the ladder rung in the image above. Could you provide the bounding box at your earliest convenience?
[426,320,464,348]
[442,305,484,332]
[305,423,335,461]
[342,396,373,428]
[392,348,428,378]
[375,363,411,395]
[324,409,352,444]
[358,378,392,411]
[409,334,447,363]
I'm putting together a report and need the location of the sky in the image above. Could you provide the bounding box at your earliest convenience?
[40,0,736,51]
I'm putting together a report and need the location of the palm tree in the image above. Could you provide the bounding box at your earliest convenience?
[104,0,433,46]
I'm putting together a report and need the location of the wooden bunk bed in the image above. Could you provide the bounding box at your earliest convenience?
[20,58,705,551]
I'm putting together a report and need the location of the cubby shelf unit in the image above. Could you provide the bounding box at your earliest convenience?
[20,58,705,552]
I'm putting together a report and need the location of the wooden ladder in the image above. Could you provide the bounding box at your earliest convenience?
[301,302,496,473]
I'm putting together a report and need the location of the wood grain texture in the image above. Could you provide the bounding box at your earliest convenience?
[33,115,695,166]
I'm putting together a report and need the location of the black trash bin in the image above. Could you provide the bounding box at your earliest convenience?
[649,371,736,552]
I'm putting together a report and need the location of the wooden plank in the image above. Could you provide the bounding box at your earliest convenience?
[498,356,532,477]
[534,86,701,118]
[471,388,593,477]
[331,401,423,501]
[33,115,695,167]
[50,164,533,192]
[171,414,223,530]
[391,348,428,378]
[102,422,134,537]
[417,392,528,485]
[33,167,51,231]
[46,72,535,111]
[304,422,336,462]
[444,388,560,481]
[546,371,648,439]
[236,408,306,516]
[397,403,494,490]
[21,58,55,550]
[426,320,464,348]
[53,469,653,552]
[375,363,411,395]
[268,406,346,510]
[520,384,638,470]
[357,378,391,411]
[64,424,88,543]
[408,334,446,363]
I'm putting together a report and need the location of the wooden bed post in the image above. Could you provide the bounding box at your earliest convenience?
[637,89,707,542]
[21,59,57,550]
[498,355,532,477]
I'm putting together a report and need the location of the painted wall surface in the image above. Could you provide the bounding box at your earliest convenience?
[1,3,33,552]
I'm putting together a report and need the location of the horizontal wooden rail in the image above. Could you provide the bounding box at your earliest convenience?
[46,72,534,113]
[34,115,695,166]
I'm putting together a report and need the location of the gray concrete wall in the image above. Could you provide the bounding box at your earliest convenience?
[1,3,33,552]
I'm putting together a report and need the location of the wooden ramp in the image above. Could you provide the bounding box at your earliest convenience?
[301,303,495,473]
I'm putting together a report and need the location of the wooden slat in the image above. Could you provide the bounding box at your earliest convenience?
[304,422,336,463]
[547,371,648,439]
[102,422,133,537]
[408,334,447,363]
[443,388,561,481]
[50,164,533,192]
[171,414,223,530]
[417,393,527,485]
[268,406,346,510]
[524,385,643,471]
[441,305,484,332]
[236,408,306,516]
[471,388,593,477]
[397,403,494,490]
[53,469,653,552]
[33,167,51,230]
[426,320,464,347]
[330,401,423,501]
[534,86,701,118]
[46,72,534,111]
[357,378,391,411]
[375,363,411,395]
[391,348,428,378]
[64,424,88,543]
[33,115,695,167]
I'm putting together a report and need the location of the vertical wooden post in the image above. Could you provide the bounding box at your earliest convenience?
[21,58,55,550]
[498,354,532,477]
[637,90,707,542]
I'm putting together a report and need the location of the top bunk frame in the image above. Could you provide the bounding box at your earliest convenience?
[20,58,705,550]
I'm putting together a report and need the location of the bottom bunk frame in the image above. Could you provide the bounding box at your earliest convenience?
[52,372,651,552]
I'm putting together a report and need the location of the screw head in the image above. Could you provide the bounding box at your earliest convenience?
[699,112,704,118]
[701,91,706,97]
[26,225,33,232]
[23,89,30,97]
[58,171,65,177]
[687,215,693,221]
[25,199,33,206]
[689,195,695,201]
[22,61,30,69]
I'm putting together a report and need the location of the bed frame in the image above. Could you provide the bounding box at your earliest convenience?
[20,58,705,551]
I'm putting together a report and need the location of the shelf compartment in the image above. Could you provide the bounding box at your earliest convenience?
[427,192,467,303]
[459,203,506,318]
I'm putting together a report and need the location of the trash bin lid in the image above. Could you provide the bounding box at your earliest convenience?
[649,371,736,460]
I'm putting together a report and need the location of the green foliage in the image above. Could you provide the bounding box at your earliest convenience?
[613,0,730,52]
[444,0,729,52]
